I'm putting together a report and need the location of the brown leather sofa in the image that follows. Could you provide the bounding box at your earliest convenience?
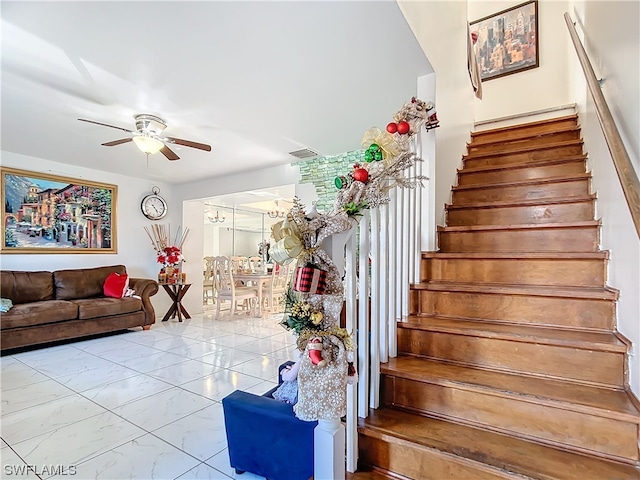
[0,265,159,351]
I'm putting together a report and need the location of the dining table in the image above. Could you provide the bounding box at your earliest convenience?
[233,272,273,316]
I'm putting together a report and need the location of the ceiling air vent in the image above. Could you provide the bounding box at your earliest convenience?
[289,148,319,159]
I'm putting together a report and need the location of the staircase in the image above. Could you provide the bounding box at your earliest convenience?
[357,114,640,479]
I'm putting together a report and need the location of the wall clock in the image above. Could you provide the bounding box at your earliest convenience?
[141,186,167,220]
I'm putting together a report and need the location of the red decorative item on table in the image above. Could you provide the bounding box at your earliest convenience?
[293,265,327,294]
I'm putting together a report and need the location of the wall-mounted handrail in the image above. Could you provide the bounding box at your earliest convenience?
[564,12,640,239]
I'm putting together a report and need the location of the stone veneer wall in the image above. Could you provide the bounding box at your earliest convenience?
[294,149,365,212]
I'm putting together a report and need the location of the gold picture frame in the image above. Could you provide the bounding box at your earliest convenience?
[1,167,117,254]
[470,0,539,81]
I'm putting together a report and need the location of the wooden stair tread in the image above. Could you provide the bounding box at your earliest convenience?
[458,155,587,174]
[463,139,584,160]
[468,124,581,147]
[347,468,400,480]
[399,316,626,352]
[451,173,590,192]
[411,281,619,300]
[446,194,595,210]
[421,251,608,260]
[382,356,640,421]
[437,220,600,232]
[470,114,579,138]
[359,407,640,480]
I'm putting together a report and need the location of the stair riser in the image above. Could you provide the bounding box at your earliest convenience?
[446,200,595,226]
[382,376,639,462]
[471,118,579,144]
[464,144,584,169]
[358,432,513,480]
[437,226,599,252]
[421,257,606,287]
[410,290,615,330]
[397,328,624,387]
[468,130,581,155]
[452,178,590,205]
[457,160,586,186]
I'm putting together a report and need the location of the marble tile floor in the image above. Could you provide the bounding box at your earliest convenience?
[1,312,298,480]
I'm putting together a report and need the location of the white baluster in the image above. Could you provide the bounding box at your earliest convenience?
[345,229,358,473]
[379,203,389,364]
[358,211,370,418]
[369,209,380,409]
[388,188,398,358]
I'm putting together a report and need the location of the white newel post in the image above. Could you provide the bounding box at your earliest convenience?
[313,226,354,480]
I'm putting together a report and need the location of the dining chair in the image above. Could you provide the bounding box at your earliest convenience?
[230,256,250,273]
[203,256,216,305]
[213,256,259,318]
[248,256,263,273]
[262,262,293,313]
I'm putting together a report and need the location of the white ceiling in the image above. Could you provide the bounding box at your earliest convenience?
[1,1,432,185]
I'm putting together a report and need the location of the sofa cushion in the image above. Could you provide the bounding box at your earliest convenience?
[0,271,54,304]
[70,297,142,320]
[0,300,78,330]
[54,265,126,300]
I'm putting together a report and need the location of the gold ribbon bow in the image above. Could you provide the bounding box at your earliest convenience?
[361,127,400,165]
[270,216,304,265]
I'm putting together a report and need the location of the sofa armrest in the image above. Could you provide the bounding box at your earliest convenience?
[129,278,159,325]
[222,390,316,480]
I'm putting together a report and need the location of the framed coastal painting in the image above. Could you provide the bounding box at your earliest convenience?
[470,0,539,81]
[1,167,117,253]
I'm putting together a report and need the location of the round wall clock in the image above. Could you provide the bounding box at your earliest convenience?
[141,186,167,220]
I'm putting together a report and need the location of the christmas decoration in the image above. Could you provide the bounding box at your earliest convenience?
[352,166,369,183]
[308,336,327,367]
[396,120,410,134]
[270,96,436,422]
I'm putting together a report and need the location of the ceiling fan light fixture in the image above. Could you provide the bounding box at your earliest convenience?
[133,135,164,155]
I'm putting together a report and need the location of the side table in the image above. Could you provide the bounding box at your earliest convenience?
[160,283,192,322]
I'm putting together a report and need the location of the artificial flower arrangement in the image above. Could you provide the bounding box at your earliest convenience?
[270,97,436,421]
[157,245,183,267]
[144,224,190,283]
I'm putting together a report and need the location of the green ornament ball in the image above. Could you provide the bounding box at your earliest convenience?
[364,150,373,162]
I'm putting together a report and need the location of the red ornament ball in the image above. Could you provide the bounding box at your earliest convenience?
[386,122,398,134]
[397,121,410,135]
[353,167,369,183]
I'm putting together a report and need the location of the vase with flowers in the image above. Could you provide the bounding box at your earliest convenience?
[144,224,190,284]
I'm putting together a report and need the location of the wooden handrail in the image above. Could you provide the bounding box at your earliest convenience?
[565,12,640,239]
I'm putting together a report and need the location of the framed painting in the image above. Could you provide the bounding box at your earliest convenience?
[1,167,117,253]
[470,0,539,81]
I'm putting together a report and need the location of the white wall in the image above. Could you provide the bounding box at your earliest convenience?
[0,151,177,316]
[569,0,640,394]
[397,0,476,228]
[468,0,572,122]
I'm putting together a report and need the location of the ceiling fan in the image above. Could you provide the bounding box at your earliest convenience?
[78,114,211,161]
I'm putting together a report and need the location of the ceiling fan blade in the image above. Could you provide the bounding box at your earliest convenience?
[102,138,133,147]
[160,145,180,161]
[165,136,212,152]
[78,118,134,134]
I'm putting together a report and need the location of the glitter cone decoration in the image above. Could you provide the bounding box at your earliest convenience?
[273,97,435,421]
